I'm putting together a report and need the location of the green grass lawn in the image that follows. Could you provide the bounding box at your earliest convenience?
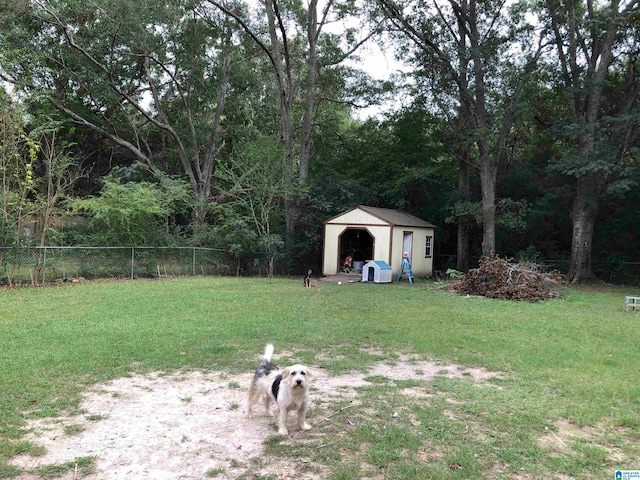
[1,277,639,478]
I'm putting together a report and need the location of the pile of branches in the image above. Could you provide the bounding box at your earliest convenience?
[453,253,564,302]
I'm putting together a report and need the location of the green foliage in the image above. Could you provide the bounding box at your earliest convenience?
[495,198,530,231]
[1,0,260,227]
[445,268,463,280]
[220,218,257,276]
[0,0,638,282]
[70,172,192,245]
[446,201,481,225]
[0,92,41,245]
[447,199,529,231]
[310,108,457,222]
[514,245,543,264]
[217,133,292,277]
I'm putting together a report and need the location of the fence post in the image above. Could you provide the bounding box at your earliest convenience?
[192,247,196,276]
[42,246,47,285]
[131,247,135,279]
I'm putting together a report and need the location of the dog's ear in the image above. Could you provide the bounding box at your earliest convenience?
[281,367,291,380]
[304,368,313,380]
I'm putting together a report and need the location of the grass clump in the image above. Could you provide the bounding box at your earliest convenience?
[27,456,96,477]
[0,440,44,458]
[63,424,84,436]
[205,466,225,477]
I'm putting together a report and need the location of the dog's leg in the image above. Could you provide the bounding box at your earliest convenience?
[297,402,312,431]
[278,407,289,436]
[264,395,274,417]
[246,384,259,419]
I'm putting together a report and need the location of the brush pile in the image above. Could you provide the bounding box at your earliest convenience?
[453,253,564,302]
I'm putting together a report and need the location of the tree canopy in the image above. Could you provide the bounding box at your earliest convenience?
[1,0,639,283]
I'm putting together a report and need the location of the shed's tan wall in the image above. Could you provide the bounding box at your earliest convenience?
[323,208,435,278]
[369,225,392,265]
[332,209,389,226]
[390,227,435,277]
[323,224,392,275]
[323,224,342,275]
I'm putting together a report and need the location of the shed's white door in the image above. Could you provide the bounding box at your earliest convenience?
[403,232,413,262]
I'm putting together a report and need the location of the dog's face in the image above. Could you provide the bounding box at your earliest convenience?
[281,364,311,390]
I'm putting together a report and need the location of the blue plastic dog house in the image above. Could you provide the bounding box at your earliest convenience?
[362,260,392,283]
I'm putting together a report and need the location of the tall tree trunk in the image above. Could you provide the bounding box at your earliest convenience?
[567,175,599,283]
[210,0,377,241]
[479,157,497,255]
[468,0,497,255]
[545,0,627,283]
[455,0,471,272]
[261,0,297,238]
[379,0,545,260]
[566,123,600,282]
[299,0,319,184]
[456,156,471,272]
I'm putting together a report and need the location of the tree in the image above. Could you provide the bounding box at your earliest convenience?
[31,119,86,245]
[0,86,87,245]
[221,218,257,276]
[70,172,191,245]
[377,0,548,263]
[1,0,242,231]
[541,0,640,283]
[207,0,381,237]
[217,133,294,278]
[0,91,37,245]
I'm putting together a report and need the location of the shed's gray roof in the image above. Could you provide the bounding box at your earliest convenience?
[330,205,435,228]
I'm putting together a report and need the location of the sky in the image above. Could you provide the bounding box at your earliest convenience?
[320,3,410,119]
[348,48,409,120]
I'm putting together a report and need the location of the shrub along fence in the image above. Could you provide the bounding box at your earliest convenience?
[0,246,257,286]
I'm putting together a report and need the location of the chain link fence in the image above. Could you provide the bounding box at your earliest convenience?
[0,247,268,286]
[612,262,640,286]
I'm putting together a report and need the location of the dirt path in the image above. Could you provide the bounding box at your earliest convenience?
[11,357,501,479]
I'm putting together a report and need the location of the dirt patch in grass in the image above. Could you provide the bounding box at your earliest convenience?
[10,357,502,479]
[537,418,627,462]
[367,353,503,383]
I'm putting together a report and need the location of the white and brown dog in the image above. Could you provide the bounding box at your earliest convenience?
[246,344,312,436]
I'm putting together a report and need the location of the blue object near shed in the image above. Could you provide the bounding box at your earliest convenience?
[362,260,393,283]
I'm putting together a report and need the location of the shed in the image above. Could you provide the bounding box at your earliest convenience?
[323,205,436,278]
[362,260,392,283]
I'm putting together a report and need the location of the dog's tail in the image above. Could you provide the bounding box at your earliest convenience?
[263,343,274,362]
